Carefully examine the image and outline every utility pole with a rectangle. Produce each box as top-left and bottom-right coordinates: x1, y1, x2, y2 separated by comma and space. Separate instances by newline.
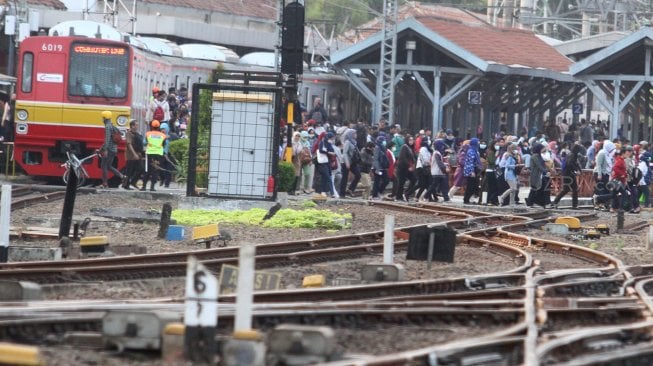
376, 0, 398, 125
84, 0, 138, 35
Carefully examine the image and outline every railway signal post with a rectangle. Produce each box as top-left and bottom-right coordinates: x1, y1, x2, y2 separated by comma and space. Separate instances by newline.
281, 1, 305, 166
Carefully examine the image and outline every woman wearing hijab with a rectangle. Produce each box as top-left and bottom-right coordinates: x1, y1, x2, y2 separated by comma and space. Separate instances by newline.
593, 140, 616, 210
448, 140, 469, 199
315, 131, 335, 197
340, 128, 361, 197
371, 135, 390, 199
462, 138, 482, 204
297, 131, 314, 194
395, 135, 418, 201
526, 143, 549, 208
552, 144, 582, 209
415, 136, 433, 201
498, 144, 519, 206
484, 141, 500, 206
291, 131, 303, 194
428, 139, 450, 202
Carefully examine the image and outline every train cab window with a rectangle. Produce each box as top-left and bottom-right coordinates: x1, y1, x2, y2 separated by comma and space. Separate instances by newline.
68, 42, 129, 98
21, 53, 33, 93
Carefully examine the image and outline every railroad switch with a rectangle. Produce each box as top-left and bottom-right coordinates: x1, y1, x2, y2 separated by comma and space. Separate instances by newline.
0, 280, 42, 301
361, 263, 405, 282
267, 324, 336, 365
102, 310, 181, 352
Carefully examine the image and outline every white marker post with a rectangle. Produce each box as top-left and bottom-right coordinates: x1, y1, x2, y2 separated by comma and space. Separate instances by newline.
184, 255, 218, 363
383, 215, 395, 264
0, 185, 11, 263
235, 244, 256, 332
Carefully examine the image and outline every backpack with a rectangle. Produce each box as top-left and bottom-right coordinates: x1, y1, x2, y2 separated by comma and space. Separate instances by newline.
111, 126, 122, 144
299, 147, 312, 165
153, 104, 165, 121
131, 132, 144, 154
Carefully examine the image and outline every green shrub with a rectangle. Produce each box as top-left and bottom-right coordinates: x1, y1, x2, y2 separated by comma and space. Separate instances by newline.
277, 161, 296, 192
168, 139, 189, 182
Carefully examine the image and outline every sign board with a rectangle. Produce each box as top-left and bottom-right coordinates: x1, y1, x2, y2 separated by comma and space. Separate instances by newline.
468, 91, 482, 105
184, 256, 218, 327
572, 103, 583, 115
219, 264, 281, 294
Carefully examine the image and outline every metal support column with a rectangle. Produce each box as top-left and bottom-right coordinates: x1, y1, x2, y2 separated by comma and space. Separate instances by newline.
376, 0, 398, 125
432, 68, 442, 133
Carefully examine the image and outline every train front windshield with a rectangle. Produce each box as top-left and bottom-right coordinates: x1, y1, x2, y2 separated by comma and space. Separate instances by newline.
68, 42, 129, 99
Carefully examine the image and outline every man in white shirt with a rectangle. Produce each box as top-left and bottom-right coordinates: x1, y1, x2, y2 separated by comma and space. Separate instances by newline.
146, 90, 170, 123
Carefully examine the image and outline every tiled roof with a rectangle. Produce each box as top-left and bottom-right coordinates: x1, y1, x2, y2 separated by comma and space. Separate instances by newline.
0, 0, 66, 10
340, 2, 571, 73
341, 2, 486, 43
142, 0, 276, 20
416, 16, 572, 72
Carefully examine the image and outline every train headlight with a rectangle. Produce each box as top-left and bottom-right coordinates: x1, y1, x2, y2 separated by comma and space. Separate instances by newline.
116, 115, 128, 126
16, 110, 28, 121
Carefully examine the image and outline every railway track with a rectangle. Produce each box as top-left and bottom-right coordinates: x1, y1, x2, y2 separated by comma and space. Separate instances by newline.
1, 197, 651, 364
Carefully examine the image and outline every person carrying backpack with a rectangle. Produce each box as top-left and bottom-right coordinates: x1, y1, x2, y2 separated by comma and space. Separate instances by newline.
147, 90, 170, 123
123, 119, 144, 190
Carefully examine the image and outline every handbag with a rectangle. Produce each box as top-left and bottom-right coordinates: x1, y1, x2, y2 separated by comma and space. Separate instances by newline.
328, 154, 338, 170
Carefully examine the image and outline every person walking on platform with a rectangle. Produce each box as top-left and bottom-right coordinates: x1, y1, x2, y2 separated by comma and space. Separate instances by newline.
123, 120, 144, 190
552, 144, 582, 209
498, 144, 519, 206
141, 120, 166, 192
99, 111, 126, 188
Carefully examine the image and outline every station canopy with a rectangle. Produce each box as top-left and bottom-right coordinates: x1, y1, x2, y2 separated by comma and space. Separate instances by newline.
330, 3, 576, 132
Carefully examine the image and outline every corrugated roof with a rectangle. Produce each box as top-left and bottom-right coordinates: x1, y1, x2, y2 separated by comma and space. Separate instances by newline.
141, 0, 276, 20
416, 16, 572, 72
0, 0, 66, 10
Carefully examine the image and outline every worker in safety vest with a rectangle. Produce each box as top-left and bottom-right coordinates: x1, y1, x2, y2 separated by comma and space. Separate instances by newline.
141, 119, 167, 192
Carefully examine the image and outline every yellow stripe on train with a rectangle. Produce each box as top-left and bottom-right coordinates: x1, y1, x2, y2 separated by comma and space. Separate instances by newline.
15, 101, 130, 126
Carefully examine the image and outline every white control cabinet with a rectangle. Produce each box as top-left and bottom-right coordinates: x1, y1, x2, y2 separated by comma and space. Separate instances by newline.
208, 92, 275, 198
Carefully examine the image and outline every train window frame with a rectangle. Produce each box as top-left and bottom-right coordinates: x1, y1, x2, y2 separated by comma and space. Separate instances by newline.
21, 52, 34, 93
67, 42, 129, 99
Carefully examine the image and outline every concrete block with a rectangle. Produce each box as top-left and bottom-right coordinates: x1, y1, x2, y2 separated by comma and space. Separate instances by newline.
268, 324, 335, 365
302, 275, 325, 288
0, 281, 42, 301
554, 217, 580, 229
103, 310, 181, 351
8, 247, 62, 262
543, 223, 570, 235
361, 263, 405, 282
162, 323, 185, 365
166, 225, 185, 241
222, 338, 266, 366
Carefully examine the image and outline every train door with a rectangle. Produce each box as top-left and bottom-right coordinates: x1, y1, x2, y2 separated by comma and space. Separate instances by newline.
34, 52, 65, 124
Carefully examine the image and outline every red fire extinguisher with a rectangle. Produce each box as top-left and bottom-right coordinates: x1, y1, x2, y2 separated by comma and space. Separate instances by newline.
266, 175, 275, 197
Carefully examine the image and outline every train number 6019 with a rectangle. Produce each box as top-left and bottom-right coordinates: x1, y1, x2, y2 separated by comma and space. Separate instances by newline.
41, 43, 63, 52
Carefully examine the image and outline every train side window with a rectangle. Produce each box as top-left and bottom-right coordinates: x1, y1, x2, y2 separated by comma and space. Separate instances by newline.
21, 52, 33, 93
